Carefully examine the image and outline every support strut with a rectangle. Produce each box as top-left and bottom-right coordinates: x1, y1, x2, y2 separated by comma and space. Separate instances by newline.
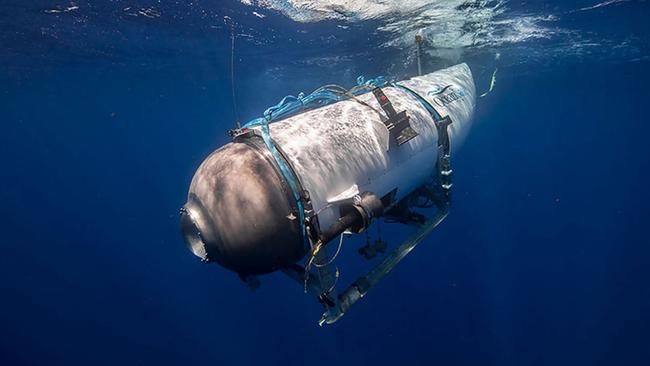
319, 207, 448, 325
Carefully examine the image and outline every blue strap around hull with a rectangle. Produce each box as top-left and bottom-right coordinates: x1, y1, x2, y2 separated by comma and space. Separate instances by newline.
244, 117, 308, 248
242, 76, 388, 250
392, 83, 443, 121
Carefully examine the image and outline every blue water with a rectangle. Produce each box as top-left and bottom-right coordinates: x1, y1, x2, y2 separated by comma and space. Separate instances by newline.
2, 1, 649, 365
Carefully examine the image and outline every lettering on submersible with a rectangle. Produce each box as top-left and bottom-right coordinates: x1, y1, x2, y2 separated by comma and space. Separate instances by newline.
427, 86, 466, 107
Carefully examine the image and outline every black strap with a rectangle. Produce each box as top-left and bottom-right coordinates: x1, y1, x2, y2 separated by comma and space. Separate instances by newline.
393, 84, 453, 205
435, 116, 453, 205
372, 87, 398, 118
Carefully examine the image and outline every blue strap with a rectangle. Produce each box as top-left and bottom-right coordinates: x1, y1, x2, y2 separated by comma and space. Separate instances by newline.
250, 76, 388, 124
393, 84, 443, 121
393, 83, 453, 205
242, 76, 389, 249
244, 117, 308, 248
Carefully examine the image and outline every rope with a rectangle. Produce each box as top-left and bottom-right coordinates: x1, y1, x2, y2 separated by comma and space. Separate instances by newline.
302, 237, 342, 294
325, 88, 385, 118
230, 24, 240, 128
313, 234, 344, 268
245, 76, 388, 127
303, 239, 322, 293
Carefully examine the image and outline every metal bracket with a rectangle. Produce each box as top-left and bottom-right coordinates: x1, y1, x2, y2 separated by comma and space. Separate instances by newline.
228, 127, 254, 139
372, 87, 419, 146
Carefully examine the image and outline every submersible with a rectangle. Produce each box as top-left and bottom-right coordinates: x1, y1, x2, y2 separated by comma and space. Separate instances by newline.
181, 63, 476, 324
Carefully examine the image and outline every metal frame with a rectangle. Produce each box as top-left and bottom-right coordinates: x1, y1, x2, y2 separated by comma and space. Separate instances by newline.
282, 204, 448, 325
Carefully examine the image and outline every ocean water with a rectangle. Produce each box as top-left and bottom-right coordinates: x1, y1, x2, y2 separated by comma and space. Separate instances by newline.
1, 1, 649, 365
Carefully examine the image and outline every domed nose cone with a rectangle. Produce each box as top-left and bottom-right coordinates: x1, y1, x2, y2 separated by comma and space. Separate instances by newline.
181, 141, 305, 275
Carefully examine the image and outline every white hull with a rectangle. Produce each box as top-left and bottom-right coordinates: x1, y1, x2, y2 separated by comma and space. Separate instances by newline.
266, 63, 476, 230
